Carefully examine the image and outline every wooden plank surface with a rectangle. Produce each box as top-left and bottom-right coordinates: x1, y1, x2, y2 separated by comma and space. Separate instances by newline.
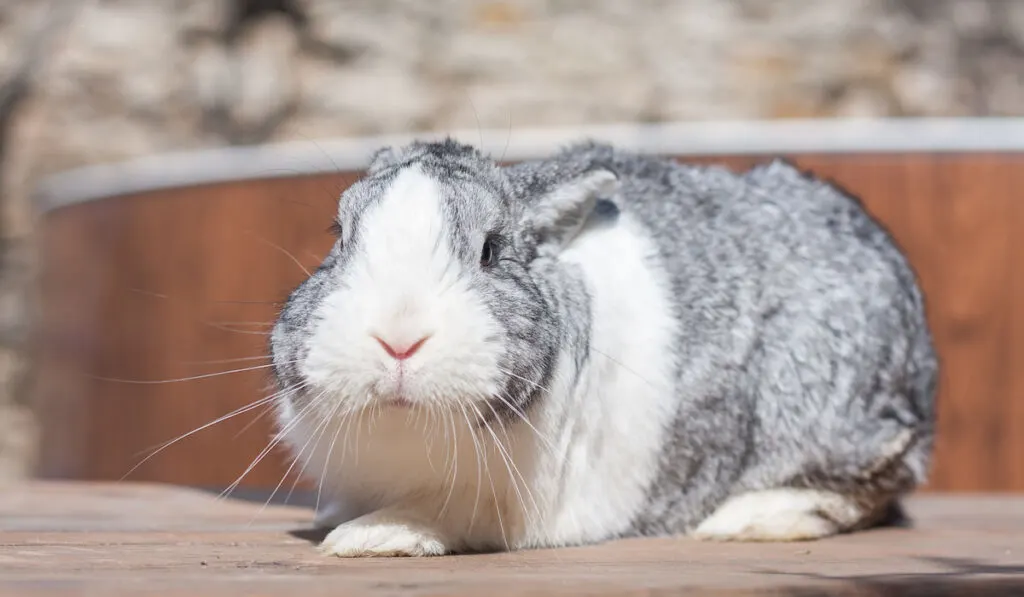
1, 482, 1022, 597
33, 153, 1024, 490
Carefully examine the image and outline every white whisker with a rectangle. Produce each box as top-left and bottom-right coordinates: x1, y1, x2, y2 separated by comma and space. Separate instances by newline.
315, 400, 351, 516
180, 355, 272, 366
94, 361, 291, 385
491, 388, 562, 463
205, 321, 271, 336
591, 346, 660, 390
219, 389, 325, 501
121, 393, 279, 481
497, 366, 552, 395
245, 230, 313, 277
457, 402, 486, 538
210, 321, 275, 328
251, 391, 340, 525
436, 407, 460, 522
478, 399, 542, 530
467, 402, 509, 551
230, 398, 280, 440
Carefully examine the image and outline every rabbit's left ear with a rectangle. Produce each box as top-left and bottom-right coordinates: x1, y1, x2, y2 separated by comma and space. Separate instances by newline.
521, 168, 619, 251
366, 146, 405, 175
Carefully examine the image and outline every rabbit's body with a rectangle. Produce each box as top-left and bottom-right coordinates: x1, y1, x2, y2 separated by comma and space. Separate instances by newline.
270, 141, 937, 557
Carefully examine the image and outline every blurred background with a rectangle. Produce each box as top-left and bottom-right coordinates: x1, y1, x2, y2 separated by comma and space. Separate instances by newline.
2, 0, 1023, 485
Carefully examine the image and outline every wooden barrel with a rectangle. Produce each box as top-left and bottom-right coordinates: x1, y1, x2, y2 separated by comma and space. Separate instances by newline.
32, 119, 1024, 492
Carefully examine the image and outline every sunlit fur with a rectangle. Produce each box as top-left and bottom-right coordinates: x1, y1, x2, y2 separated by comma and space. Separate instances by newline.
303, 166, 504, 414
269, 139, 937, 556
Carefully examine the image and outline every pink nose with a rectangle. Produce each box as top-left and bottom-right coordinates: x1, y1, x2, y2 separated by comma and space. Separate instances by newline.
374, 335, 429, 361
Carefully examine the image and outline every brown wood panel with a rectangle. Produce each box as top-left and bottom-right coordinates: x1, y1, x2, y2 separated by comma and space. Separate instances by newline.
32, 153, 1024, 492
36, 176, 349, 488
1009, 165, 1024, 491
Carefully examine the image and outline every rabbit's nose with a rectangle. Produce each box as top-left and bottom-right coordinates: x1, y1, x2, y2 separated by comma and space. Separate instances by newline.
373, 335, 430, 361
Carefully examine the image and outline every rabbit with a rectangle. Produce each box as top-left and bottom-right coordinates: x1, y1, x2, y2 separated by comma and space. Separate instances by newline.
268, 138, 938, 557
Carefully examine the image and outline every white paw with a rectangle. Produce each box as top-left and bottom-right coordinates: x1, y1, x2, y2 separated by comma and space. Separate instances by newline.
319, 510, 447, 557
693, 509, 837, 542
692, 489, 862, 542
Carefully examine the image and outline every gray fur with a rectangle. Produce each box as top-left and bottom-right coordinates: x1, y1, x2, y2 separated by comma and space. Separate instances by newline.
272, 139, 578, 425
270, 138, 937, 540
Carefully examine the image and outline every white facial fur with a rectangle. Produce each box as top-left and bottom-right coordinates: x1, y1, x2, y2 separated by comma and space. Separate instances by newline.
301, 165, 504, 413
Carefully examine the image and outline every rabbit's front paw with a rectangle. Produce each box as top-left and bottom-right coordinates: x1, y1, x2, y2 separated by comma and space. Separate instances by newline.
693, 488, 865, 542
320, 509, 448, 557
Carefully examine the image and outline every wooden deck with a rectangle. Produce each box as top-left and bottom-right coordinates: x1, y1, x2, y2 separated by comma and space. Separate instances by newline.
1, 482, 1022, 596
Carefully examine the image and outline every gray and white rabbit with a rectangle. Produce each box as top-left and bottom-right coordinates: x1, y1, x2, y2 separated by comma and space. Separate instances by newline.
269, 139, 937, 557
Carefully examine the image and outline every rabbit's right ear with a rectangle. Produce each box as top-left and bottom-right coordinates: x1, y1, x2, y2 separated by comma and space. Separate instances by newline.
521, 168, 619, 252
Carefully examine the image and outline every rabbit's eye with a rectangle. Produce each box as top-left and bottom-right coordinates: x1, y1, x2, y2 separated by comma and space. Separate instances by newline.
480, 238, 496, 267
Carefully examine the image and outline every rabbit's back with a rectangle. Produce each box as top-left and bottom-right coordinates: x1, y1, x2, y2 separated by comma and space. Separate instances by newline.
545, 145, 938, 536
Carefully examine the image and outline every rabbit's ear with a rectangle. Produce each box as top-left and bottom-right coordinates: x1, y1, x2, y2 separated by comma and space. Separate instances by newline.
522, 168, 619, 251
366, 146, 405, 174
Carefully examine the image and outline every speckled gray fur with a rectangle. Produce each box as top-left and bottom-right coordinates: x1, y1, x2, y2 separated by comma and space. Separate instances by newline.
270, 138, 938, 540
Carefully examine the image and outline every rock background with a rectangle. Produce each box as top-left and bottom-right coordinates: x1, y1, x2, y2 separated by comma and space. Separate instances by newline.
1, 0, 1022, 480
